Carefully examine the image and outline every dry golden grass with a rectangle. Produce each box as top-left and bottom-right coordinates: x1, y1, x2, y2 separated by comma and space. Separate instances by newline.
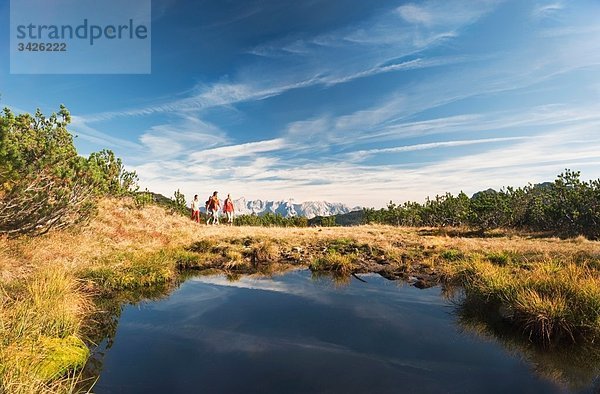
0, 198, 201, 283
3, 197, 600, 285
444, 254, 600, 345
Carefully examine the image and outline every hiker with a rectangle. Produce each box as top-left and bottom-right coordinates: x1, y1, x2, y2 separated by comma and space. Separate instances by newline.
206, 191, 220, 225
223, 194, 235, 225
205, 194, 213, 221
191, 194, 201, 223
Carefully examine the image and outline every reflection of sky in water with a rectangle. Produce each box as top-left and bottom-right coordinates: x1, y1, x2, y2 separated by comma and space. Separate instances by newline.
95, 270, 566, 393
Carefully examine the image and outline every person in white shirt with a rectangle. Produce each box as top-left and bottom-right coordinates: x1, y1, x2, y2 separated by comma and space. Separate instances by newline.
191, 195, 201, 223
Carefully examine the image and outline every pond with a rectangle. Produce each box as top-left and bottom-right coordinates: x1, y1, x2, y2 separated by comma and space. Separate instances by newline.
89, 270, 600, 393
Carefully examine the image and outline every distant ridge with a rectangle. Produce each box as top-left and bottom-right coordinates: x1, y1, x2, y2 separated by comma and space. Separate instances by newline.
229, 198, 360, 219
308, 210, 365, 226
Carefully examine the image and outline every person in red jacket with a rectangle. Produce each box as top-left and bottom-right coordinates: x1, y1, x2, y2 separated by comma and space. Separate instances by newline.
223, 194, 235, 226
206, 191, 220, 225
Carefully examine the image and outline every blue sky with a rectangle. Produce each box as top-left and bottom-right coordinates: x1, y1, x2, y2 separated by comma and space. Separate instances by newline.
1, 0, 600, 207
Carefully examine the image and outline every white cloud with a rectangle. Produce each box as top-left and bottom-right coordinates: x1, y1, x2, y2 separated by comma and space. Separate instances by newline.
396, 0, 501, 27
188, 138, 287, 162
533, 2, 564, 18
321, 56, 465, 87
396, 4, 433, 26
139, 134, 184, 157
347, 136, 532, 161
138, 115, 228, 158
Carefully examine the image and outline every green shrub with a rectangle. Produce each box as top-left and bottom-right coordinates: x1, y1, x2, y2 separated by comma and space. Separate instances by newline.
134, 189, 154, 207
0, 106, 138, 236
362, 170, 600, 239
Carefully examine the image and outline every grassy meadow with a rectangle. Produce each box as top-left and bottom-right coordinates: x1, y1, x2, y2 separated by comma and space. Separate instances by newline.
1, 197, 600, 392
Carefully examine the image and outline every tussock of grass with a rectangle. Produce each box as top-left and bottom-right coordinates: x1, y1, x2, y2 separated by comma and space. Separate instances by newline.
445, 256, 600, 345
440, 249, 464, 261
187, 239, 214, 253
310, 252, 359, 275
514, 289, 573, 343
224, 249, 243, 262
378, 246, 401, 264
249, 240, 279, 264
222, 250, 251, 271
173, 250, 203, 269
0, 268, 91, 393
485, 251, 516, 266
81, 250, 178, 291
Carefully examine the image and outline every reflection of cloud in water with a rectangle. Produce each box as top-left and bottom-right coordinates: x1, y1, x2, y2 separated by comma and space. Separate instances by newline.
151, 283, 228, 307
120, 272, 457, 365
196, 328, 441, 372
190, 271, 447, 305
122, 272, 453, 343
126, 284, 230, 325
190, 271, 338, 306
190, 275, 296, 294
188, 272, 453, 336
349, 301, 456, 341
123, 321, 438, 373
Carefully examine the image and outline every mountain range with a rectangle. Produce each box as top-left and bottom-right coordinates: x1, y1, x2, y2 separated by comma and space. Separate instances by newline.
205, 197, 361, 219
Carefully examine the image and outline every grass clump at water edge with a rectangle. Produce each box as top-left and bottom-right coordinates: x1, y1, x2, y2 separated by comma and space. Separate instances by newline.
310, 252, 359, 275
443, 256, 600, 345
0, 267, 91, 393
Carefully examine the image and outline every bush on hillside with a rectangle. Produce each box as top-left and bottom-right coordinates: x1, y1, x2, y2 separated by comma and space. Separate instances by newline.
0, 106, 138, 236
234, 213, 308, 227
362, 170, 600, 239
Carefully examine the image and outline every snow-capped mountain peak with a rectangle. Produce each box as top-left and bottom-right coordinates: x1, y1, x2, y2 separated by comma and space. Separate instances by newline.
232, 198, 358, 219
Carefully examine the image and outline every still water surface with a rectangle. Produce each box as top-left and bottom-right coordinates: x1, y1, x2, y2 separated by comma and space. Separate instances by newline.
93, 270, 599, 393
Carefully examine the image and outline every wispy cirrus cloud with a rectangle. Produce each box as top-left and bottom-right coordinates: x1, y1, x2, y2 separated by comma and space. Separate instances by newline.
533, 1, 564, 18
78, 55, 469, 124
346, 136, 532, 161
395, 1, 500, 28
188, 138, 287, 162
139, 115, 229, 158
